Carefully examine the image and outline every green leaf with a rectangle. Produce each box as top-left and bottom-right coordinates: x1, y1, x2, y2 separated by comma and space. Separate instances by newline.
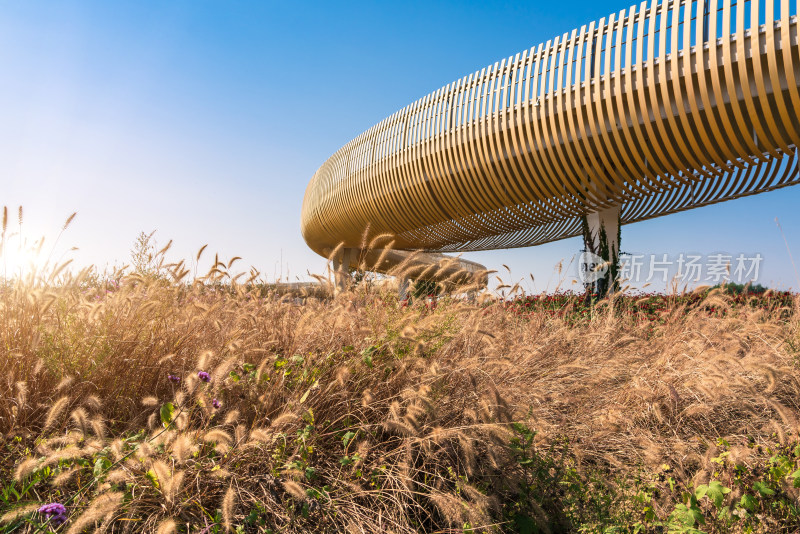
303, 408, 315, 424
511, 422, 535, 443
145, 468, 159, 488
753, 481, 775, 496
342, 431, 356, 450
229, 371, 241, 382
670, 503, 704, 527
791, 469, 800, 488
245, 508, 259, 525
706, 480, 731, 508
694, 484, 708, 500
160, 402, 175, 429
643, 505, 655, 522
93, 457, 112, 479
513, 514, 536, 534
710, 451, 730, 465
739, 493, 756, 511
299, 389, 310, 404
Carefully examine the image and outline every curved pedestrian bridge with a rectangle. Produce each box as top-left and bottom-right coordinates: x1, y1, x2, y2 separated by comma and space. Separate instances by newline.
302, 0, 800, 279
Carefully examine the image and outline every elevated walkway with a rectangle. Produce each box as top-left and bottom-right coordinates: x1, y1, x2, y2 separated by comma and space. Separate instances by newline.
302, 0, 800, 278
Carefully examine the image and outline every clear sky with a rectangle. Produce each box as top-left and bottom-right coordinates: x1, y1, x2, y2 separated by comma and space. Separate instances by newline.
2, 1, 799, 292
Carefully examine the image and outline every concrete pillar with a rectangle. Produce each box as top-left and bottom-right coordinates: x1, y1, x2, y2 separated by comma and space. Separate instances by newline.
397, 277, 410, 300
583, 205, 621, 297
332, 247, 359, 292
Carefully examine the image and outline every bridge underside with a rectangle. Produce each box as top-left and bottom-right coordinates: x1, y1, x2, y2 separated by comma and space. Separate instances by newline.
398, 26, 800, 253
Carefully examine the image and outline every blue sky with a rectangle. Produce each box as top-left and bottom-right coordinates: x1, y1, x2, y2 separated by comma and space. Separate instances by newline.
2, 1, 799, 291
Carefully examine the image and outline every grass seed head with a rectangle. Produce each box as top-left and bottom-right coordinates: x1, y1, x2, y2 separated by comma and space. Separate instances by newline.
203, 429, 233, 445
283, 480, 306, 500
141, 396, 158, 407
43, 396, 70, 433
222, 484, 236, 532
13, 458, 39, 482
155, 519, 177, 534
0, 503, 41, 524
171, 434, 195, 465
52, 466, 81, 487
65, 492, 123, 534
55, 376, 74, 392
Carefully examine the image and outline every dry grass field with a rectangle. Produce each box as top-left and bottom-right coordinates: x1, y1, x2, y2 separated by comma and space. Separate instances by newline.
1, 237, 800, 533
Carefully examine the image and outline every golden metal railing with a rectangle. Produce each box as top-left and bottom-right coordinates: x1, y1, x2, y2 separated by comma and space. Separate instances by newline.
302, 0, 800, 261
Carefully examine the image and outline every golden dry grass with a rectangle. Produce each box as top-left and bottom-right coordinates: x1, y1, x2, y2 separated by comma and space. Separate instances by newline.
0, 252, 799, 532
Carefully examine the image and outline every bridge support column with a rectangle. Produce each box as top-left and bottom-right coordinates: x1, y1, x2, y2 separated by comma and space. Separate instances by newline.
398, 277, 410, 301
332, 247, 359, 292
582, 205, 621, 297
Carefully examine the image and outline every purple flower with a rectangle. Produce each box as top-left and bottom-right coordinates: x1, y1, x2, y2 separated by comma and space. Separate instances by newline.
167, 374, 181, 383
38, 503, 67, 525
198, 371, 211, 383
212, 398, 221, 409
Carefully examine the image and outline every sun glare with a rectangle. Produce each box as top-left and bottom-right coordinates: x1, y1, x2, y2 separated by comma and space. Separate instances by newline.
1, 238, 47, 279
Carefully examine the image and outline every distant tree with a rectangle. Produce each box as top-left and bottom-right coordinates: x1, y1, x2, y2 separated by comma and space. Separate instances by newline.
348, 265, 366, 286
130, 230, 159, 277
713, 281, 769, 294
412, 278, 440, 299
